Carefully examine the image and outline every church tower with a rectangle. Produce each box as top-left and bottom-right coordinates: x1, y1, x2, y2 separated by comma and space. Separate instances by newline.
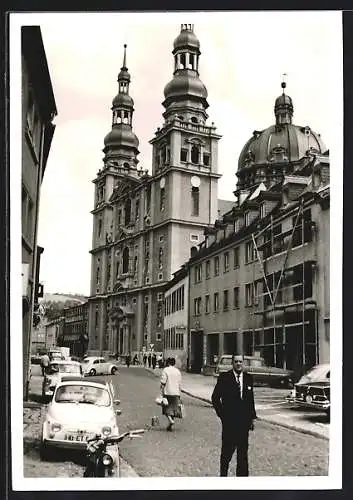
88, 46, 142, 354
150, 24, 222, 274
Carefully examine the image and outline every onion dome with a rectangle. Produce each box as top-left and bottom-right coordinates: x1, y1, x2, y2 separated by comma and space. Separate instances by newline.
112, 92, 134, 107
164, 74, 208, 101
104, 125, 139, 150
173, 24, 200, 51
162, 24, 209, 111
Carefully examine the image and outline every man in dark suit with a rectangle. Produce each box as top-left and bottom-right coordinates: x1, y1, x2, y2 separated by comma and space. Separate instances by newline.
211, 353, 257, 476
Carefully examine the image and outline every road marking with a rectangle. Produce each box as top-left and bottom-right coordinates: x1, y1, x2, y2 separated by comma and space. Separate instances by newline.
256, 402, 288, 409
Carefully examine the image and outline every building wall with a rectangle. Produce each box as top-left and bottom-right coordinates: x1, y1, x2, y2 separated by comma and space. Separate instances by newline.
163, 274, 188, 369
188, 189, 329, 375
21, 27, 57, 399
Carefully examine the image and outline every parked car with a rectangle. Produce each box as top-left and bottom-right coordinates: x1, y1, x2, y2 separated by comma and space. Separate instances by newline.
40, 376, 121, 460
42, 360, 83, 399
81, 356, 119, 376
214, 355, 294, 388
286, 363, 330, 414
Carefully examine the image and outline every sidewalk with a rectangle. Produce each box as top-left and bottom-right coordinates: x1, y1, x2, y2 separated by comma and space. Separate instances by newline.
145, 366, 329, 441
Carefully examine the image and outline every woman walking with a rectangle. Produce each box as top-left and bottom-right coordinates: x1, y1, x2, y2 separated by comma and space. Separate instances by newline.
160, 358, 182, 431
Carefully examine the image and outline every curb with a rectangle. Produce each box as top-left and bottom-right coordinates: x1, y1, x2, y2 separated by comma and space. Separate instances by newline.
145, 368, 329, 441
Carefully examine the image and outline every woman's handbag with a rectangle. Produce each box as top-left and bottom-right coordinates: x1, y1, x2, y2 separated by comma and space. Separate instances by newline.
175, 402, 185, 419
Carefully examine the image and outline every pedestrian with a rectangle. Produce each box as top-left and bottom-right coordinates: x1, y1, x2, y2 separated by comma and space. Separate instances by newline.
152, 352, 157, 370
40, 352, 50, 377
160, 357, 182, 431
143, 353, 147, 367
133, 354, 139, 365
157, 353, 163, 368
211, 353, 257, 477
148, 353, 152, 368
126, 352, 131, 368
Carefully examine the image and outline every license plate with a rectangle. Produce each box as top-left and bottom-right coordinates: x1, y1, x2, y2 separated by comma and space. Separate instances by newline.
65, 434, 88, 442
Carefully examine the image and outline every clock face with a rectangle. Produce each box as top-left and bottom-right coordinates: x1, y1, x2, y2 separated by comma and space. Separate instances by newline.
191, 175, 200, 188
160, 177, 166, 188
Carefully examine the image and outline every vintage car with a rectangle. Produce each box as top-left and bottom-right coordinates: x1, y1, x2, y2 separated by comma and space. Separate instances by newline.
42, 360, 83, 399
286, 363, 330, 414
40, 376, 121, 460
81, 356, 119, 376
214, 355, 294, 388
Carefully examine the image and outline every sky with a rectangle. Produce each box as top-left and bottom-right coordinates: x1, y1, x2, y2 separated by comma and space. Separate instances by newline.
13, 11, 343, 296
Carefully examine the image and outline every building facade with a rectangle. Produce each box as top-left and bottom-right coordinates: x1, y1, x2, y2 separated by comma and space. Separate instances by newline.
21, 26, 57, 398
45, 316, 65, 350
59, 302, 89, 357
188, 83, 330, 377
163, 267, 188, 369
88, 25, 230, 356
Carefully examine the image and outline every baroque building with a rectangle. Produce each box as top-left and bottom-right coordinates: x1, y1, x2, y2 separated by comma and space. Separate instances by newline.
88, 25, 230, 356
187, 81, 329, 377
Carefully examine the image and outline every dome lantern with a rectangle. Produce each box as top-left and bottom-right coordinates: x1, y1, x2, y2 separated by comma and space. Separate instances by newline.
274, 75, 293, 125
162, 24, 209, 116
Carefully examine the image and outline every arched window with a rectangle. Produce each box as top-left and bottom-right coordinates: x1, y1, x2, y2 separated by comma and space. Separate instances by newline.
190, 246, 198, 257
123, 162, 130, 170
191, 145, 199, 164
125, 199, 131, 225
180, 53, 186, 69
191, 117, 198, 124
189, 54, 195, 69
122, 247, 129, 274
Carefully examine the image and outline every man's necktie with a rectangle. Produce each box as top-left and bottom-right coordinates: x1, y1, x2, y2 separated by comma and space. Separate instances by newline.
236, 374, 241, 399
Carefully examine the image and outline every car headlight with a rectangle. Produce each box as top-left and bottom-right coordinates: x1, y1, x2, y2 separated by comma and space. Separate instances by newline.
101, 453, 113, 466
102, 426, 111, 436
51, 422, 62, 433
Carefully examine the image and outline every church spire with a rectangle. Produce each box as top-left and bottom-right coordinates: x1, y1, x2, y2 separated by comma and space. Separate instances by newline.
103, 44, 139, 164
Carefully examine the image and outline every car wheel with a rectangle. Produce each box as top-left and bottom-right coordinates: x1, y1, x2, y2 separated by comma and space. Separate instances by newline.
89, 369, 96, 376
40, 441, 52, 461
111, 367, 117, 375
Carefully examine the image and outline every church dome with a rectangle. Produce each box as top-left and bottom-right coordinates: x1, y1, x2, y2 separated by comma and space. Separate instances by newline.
173, 29, 200, 51
163, 73, 208, 102
237, 123, 326, 171
112, 93, 134, 107
104, 124, 139, 149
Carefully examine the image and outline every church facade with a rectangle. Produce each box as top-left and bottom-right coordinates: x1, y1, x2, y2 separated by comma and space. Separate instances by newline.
88, 25, 229, 356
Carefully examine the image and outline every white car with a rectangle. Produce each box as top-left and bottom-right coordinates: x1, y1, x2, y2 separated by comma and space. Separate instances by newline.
40, 377, 121, 460
42, 360, 83, 399
81, 356, 119, 376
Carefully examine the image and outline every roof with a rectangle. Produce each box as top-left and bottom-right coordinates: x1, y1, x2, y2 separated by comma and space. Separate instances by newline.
59, 376, 110, 387
49, 359, 80, 365
218, 199, 234, 216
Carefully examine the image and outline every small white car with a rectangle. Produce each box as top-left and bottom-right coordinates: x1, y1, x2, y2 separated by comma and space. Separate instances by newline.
81, 356, 119, 376
42, 360, 83, 399
40, 377, 120, 460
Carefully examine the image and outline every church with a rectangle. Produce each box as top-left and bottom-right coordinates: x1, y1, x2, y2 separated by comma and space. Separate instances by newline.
87, 24, 232, 356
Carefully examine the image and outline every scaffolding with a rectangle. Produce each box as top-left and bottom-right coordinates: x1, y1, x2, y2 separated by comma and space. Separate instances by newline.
249, 199, 318, 371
